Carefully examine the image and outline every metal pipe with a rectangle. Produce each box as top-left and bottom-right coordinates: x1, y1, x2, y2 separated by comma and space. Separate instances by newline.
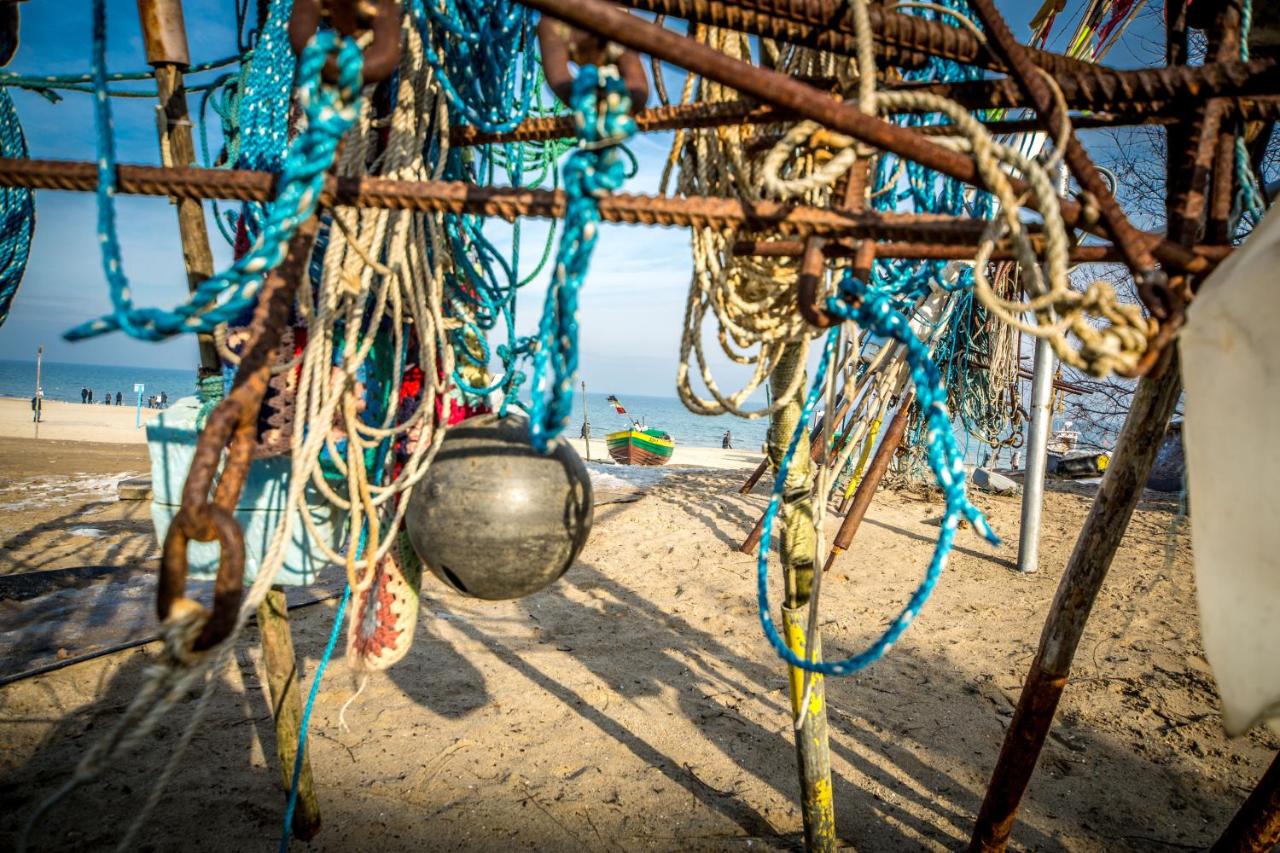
1015, 164, 1067, 574
968, 350, 1184, 852
1015, 335, 1054, 574
1211, 751, 1280, 852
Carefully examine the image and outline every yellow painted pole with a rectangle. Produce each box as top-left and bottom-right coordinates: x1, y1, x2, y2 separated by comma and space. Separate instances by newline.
769, 342, 837, 852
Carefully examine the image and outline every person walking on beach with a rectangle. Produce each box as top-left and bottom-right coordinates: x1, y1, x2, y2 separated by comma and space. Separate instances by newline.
722, 430, 733, 450
115, 391, 122, 406
102, 390, 111, 405
80, 387, 88, 404
31, 392, 42, 422
160, 391, 167, 408
86, 388, 92, 404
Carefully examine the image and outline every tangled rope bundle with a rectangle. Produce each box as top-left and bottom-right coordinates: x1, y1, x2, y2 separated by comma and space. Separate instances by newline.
669, 30, 841, 420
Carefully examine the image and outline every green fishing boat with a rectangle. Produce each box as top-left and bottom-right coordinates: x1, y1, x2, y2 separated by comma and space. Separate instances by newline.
606, 426, 675, 466
603, 394, 675, 466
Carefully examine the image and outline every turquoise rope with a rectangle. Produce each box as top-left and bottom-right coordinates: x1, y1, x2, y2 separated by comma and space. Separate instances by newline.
1231, 0, 1268, 234
66, 8, 362, 342
527, 65, 635, 453
755, 274, 999, 676
0, 86, 32, 328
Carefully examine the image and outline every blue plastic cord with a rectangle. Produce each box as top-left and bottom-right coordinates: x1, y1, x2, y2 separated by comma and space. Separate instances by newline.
526, 66, 636, 453
406, 0, 537, 134
755, 274, 999, 676
67, 4, 361, 343
0, 87, 33, 328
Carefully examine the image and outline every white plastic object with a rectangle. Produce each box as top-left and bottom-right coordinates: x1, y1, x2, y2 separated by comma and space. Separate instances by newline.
1181, 206, 1280, 737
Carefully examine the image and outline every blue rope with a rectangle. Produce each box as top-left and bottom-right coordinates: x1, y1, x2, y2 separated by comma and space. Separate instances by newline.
1231, 0, 1268, 235
407, 0, 537, 134
66, 7, 362, 343
527, 65, 635, 453
0, 86, 33, 328
755, 275, 999, 676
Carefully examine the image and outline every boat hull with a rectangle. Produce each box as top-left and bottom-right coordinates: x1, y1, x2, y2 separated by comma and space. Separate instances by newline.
606, 428, 674, 466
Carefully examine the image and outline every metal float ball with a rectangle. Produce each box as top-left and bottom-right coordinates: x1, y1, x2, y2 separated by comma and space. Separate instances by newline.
405, 413, 594, 600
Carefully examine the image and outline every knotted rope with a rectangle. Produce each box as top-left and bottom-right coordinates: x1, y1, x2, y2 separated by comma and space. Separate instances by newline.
528, 64, 635, 452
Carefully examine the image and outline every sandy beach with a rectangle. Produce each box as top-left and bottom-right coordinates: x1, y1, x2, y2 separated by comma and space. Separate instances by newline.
0, 409, 1276, 851
0, 397, 761, 469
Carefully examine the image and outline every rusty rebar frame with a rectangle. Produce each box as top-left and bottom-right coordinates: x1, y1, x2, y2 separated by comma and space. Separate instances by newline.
451, 59, 1279, 147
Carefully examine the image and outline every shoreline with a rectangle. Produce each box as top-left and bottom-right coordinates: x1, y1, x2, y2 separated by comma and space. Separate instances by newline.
0, 398, 763, 469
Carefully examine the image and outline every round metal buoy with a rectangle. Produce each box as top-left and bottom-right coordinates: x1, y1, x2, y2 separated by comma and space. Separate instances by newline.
405, 413, 593, 600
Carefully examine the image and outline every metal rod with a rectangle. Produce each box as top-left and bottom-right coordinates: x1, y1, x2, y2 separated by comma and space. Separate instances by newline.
1015, 335, 1054, 574
968, 349, 1183, 852
822, 389, 914, 572
1016, 164, 1067, 575
1211, 751, 1280, 853
451, 58, 1278, 147
0, 157, 999, 242
581, 380, 590, 461
515, 0, 1207, 277
616, 0, 1093, 77
32, 344, 41, 438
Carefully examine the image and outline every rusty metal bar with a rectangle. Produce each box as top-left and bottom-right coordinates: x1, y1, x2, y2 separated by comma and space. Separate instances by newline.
616, 0, 1093, 77
516, 0, 1207, 278
1211, 751, 1280, 853
967, 350, 1184, 852
0, 156, 1010, 241
823, 388, 914, 570
736, 238, 1122, 263
451, 60, 1278, 147
733, 238, 1233, 265
966, 0, 1163, 315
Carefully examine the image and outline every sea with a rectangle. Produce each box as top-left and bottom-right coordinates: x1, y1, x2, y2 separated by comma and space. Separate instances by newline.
0, 359, 197, 407
0, 359, 771, 450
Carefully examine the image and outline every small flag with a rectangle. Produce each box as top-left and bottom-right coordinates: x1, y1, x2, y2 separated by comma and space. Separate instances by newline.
607, 395, 627, 415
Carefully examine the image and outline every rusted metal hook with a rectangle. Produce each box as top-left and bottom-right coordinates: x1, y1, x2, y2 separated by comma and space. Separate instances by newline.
288, 0, 402, 84
536, 16, 649, 112
156, 217, 320, 654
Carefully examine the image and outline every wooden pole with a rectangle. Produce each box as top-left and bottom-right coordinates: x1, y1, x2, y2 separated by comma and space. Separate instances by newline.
770, 342, 836, 852
257, 588, 323, 841
137, 0, 221, 377
136, 1, 321, 839
967, 349, 1182, 852
824, 390, 912, 572
1211, 751, 1280, 852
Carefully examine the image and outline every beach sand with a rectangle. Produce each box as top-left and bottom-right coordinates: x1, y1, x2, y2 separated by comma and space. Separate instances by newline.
0, 397, 763, 469
1, 416, 1276, 851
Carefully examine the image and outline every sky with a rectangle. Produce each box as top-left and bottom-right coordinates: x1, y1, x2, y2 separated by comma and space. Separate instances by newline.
0, 1, 1164, 398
